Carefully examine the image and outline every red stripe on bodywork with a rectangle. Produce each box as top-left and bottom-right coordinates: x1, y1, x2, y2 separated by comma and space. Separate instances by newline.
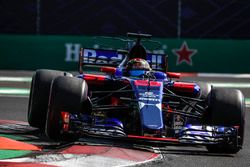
61, 112, 70, 123
61, 111, 70, 132
83, 74, 106, 81
134, 80, 161, 87
173, 82, 195, 93
101, 66, 116, 73
127, 135, 179, 142
167, 72, 181, 78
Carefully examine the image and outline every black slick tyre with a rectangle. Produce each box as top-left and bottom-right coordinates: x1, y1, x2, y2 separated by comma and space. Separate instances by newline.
45, 76, 88, 141
206, 88, 245, 154
28, 69, 72, 129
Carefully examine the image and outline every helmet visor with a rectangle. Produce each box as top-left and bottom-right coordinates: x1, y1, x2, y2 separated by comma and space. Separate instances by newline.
129, 70, 145, 77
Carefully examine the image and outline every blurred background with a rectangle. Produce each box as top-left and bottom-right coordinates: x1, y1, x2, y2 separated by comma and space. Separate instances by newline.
0, 0, 249, 73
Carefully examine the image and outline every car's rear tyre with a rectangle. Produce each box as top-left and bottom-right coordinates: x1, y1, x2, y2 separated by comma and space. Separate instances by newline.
28, 69, 72, 129
45, 76, 88, 141
205, 88, 245, 153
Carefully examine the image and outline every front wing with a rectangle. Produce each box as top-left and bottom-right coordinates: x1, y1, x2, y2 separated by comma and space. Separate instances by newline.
69, 117, 239, 147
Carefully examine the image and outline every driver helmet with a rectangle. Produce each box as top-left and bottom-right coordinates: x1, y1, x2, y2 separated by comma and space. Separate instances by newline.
126, 58, 151, 77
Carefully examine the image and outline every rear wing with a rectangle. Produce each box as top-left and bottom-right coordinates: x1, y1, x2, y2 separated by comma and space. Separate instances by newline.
79, 48, 168, 74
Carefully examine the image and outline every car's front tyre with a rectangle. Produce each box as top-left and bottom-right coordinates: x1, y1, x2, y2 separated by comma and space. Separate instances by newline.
28, 69, 72, 129
45, 76, 88, 141
205, 88, 245, 153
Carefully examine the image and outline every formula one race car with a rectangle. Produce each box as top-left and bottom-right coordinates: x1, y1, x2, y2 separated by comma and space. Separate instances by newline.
28, 33, 245, 154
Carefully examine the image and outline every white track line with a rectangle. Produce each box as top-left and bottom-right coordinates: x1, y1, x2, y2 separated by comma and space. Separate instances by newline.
197, 73, 250, 78
209, 83, 250, 88
0, 77, 31, 82
0, 88, 29, 95
0, 94, 29, 98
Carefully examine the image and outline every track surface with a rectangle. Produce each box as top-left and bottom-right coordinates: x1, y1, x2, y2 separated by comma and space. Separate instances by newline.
0, 71, 249, 167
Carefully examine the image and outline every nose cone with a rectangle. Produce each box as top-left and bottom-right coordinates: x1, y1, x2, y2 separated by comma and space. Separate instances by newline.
140, 103, 163, 130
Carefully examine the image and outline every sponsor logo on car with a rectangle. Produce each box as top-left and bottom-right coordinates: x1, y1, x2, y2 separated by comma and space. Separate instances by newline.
139, 97, 161, 102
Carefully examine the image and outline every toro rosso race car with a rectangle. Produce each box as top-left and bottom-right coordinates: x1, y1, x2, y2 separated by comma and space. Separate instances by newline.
28, 33, 245, 154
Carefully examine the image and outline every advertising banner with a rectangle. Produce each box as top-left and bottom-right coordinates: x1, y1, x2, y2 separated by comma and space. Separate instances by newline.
0, 35, 249, 73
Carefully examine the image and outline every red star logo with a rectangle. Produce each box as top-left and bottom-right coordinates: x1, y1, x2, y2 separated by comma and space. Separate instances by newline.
172, 41, 197, 65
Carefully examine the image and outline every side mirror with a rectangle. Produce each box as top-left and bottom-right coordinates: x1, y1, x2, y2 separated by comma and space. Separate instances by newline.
167, 72, 181, 79
101, 67, 116, 74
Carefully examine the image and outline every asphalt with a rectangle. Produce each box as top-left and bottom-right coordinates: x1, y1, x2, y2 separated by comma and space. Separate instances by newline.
0, 71, 249, 167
